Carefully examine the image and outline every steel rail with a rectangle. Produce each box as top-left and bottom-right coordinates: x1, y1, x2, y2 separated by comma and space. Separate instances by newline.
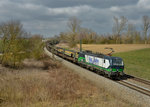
116, 80, 150, 97
125, 74, 150, 86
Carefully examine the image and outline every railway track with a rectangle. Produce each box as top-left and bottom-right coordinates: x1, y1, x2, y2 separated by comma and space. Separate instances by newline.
125, 74, 150, 86
116, 80, 150, 97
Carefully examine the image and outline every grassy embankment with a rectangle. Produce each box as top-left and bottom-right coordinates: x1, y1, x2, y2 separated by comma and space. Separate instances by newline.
114, 48, 150, 80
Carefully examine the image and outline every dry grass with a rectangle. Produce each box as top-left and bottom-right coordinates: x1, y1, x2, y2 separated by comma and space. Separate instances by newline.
78, 44, 150, 54
0, 57, 134, 107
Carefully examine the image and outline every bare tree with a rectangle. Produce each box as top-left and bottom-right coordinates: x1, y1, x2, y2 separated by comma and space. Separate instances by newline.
124, 23, 136, 43
142, 15, 150, 44
67, 16, 81, 33
79, 28, 97, 44
112, 16, 128, 43
67, 17, 81, 47
127, 23, 136, 35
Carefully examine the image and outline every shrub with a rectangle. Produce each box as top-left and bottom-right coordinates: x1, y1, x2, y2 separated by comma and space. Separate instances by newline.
0, 20, 44, 68
28, 35, 45, 60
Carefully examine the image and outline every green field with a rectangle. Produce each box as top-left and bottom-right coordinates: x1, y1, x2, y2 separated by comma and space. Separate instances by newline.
114, 48, 150, 80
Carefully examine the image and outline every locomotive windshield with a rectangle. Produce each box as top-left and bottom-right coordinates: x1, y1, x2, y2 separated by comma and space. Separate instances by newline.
112, 58, 123, 66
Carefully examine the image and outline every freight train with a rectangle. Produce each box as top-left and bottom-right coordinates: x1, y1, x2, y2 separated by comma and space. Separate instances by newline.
46, 41, 124, 77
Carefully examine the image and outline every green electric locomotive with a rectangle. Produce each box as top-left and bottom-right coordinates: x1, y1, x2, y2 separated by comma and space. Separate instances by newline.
77, 51, 124, 77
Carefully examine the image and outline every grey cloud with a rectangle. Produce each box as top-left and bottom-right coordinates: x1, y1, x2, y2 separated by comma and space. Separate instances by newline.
0, 0, 149, 37
5, 0, 138, 8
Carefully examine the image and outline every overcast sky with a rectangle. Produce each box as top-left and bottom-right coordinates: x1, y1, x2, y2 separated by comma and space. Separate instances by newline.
0, 0, 149, 37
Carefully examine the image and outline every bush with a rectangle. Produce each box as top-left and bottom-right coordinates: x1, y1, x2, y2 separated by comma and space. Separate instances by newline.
0, 20, 44, 68
0, 21, 28, 68
28, 35, 45, 60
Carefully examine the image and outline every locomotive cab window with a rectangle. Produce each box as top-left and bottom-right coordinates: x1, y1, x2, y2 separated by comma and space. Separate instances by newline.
112, 58, 123, 66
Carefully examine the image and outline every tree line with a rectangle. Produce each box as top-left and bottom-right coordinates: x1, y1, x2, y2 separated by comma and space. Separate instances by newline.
57, 16, 150, 47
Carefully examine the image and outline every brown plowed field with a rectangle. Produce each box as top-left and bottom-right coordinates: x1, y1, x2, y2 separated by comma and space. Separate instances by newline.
78, 44, 150, 54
